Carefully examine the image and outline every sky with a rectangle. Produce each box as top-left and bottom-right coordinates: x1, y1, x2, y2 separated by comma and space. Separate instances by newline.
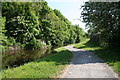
46, 0, 89, 32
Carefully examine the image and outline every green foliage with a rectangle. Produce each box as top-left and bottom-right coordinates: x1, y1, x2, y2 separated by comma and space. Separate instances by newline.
81, 2, 120, 47
0, 17, 8, 52
24, 38, 42, 50
7, 37, 16, 46
2, 2, 86, 51
0, 17, 7, 45
53, 9, 71, 24
40, 2, 52, 16
2, 47, 73, 78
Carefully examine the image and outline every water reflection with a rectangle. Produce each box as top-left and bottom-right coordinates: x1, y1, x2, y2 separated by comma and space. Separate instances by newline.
2, 46, 51, 68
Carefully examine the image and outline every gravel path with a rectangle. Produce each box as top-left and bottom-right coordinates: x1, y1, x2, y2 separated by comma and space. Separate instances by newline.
60, 45, 119, 78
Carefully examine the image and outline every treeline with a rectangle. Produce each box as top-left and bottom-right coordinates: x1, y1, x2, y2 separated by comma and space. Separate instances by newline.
1, 1, 86, 52
81, 2, 120, 47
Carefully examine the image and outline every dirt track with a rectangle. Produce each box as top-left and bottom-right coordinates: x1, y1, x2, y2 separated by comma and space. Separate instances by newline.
60, 45, 118, 78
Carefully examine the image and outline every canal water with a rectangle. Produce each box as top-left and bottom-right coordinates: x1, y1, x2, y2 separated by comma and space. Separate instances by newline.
2, 46, 51, 69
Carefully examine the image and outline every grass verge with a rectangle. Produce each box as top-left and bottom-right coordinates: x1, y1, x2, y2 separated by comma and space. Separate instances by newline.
2, 47, 73, 78
74, 39, 120, 76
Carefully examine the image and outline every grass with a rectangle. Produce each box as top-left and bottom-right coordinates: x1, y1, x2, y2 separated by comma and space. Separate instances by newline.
74, 39, 120, 76
74, 39, 102, 51
2, 47, 73, 78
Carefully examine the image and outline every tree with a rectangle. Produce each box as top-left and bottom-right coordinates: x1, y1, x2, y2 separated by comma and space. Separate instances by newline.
81, 2, 120, 47
2, 2, 86, 50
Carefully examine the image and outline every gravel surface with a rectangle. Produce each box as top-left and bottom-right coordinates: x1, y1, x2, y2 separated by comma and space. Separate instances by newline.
60, 45, 119, 78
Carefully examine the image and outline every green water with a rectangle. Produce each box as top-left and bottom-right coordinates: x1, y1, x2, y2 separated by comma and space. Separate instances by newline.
2, 46, 51, 68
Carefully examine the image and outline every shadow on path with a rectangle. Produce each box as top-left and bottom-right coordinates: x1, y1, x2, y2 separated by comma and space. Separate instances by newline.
60, 45, 119, 78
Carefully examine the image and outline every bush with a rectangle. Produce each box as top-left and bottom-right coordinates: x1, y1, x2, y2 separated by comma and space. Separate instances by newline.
24, 38, 43, 50
0, 45, 7, 53
7, 37, 16, 46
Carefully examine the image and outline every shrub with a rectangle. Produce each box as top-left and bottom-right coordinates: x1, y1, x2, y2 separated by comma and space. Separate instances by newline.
24, 38, 43, 50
